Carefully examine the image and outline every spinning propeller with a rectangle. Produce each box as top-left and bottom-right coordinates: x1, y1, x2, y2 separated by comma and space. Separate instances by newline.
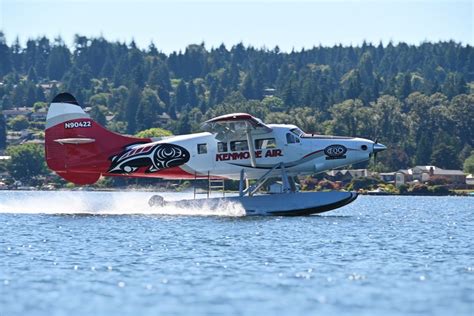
372, 139, 387, 165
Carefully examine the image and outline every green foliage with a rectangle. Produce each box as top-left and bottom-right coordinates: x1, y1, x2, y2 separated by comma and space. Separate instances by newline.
33, 102, 47, 112
346, 177, 381, 191
90, 105, 107, 126
398, 184, 409, 194
409, 184, 430, 195
428, 185, 451, 195
135, 127, 173, 138
464, 151, 474, 174
9, 115, 29, 131
6, 144, 47, 181
0, 35, 472, 173
430, 143, 461, 169
0, 113, 6, 149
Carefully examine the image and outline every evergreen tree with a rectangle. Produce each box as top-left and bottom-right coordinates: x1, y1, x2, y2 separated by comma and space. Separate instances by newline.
0, 32, 12, 77
187, 80, 198, 107
90, 106, 107, 126
175, 80, 188, 112
47, 44, 71, 80
415, 132, 432, 165
431, 143, 461, 169
25, 83, 36, 106
27, 67, 38, 82
0, 113, 6, 149
241, 74, 255, 99
177, 108, 191, 134
125, 85, 141, 134
397, 73, 412, 99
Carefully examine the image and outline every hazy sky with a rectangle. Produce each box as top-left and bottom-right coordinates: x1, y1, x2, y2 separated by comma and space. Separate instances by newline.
0, 0, 472, 52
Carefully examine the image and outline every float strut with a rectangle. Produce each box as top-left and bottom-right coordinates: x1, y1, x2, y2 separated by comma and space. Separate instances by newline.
239, 169, 246, 197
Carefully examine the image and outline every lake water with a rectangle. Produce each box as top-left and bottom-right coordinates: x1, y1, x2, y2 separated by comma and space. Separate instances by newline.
0, 191, 473, 316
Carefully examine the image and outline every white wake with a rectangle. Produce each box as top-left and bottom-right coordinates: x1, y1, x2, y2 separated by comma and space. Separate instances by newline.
0, 191, 245, 217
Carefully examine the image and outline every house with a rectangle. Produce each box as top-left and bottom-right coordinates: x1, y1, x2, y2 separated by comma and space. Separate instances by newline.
2, 107, 33, 119
268, 181, 300, 193
412, 165, 466, 184
324, 170, 354, 183
324, 169, 374, 184
379, 172, 396, 184
395, 169, 411, 187
31, 110, 48, 122
263, 88, 276, 97
465, 174, 474, 186
395, 166, 466, 186
157, 113, 171, 125
38, 80, 61, 92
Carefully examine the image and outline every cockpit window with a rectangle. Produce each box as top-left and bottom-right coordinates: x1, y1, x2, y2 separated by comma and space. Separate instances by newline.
286, 133, 296, 144
255, 138, 277, 149
290, 128, 304, 137
286, 133, 300, 144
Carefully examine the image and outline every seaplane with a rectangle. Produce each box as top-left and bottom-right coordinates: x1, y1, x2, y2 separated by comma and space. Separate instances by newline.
44, 92, 386, 216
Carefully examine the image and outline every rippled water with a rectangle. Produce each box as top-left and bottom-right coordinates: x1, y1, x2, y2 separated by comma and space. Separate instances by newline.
0, 191, 473, 316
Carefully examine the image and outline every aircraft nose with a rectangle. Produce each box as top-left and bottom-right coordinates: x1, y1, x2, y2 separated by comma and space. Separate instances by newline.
373, 142, 387, 153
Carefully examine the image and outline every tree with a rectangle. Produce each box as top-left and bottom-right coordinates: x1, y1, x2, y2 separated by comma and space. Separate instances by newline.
396, 73, 411, 99
177, 108, 191, 134
327, 99, 366, 136
9, 115, 29, 131
6, 144, 48, 181
0, 113, 6, 149
430, 143, 461, 169
47, 44, 71, 80
463, 151, 474, 174
125, 85, 141, 134
90, 105, 107, 126
135, 88, 163, 131
135, 127, 173, 138
175, 80, 188, 112
0, 32, 12, 77
187, 80, 198, 107
241, 74, 255, 99
449, 94, 474, 147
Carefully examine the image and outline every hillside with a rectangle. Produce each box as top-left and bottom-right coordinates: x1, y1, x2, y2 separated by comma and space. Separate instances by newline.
0, 33, 473, 171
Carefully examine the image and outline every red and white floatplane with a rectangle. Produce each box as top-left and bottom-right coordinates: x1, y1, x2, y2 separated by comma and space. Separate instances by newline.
45, 93, 386, 216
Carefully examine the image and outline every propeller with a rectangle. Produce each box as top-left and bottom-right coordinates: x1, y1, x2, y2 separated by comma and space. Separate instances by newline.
372, 139, 387, 167
373, 138, 379, 165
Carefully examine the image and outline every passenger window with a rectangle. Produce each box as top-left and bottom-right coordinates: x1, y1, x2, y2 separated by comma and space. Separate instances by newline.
255, 138, 276, 149
217, 142, 228, 153
286, 133, 296, 144
197, 143, 207, 154
230, 140, 249, 151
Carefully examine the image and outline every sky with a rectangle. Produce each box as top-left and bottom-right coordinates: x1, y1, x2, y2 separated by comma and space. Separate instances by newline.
0, 0, 472, 53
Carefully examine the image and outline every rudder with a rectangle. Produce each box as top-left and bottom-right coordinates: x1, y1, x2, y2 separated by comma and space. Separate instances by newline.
45, 93, 149, 184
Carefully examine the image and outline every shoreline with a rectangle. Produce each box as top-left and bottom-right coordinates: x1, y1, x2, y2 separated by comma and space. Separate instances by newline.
1, 187, 472, 197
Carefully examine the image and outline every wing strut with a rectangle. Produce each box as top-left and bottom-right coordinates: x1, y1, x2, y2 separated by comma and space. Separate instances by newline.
245, 123, 257, 168
240, 162, 294, 197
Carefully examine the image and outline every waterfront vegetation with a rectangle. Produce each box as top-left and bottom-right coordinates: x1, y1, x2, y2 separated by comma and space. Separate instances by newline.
0, 33, 472, 191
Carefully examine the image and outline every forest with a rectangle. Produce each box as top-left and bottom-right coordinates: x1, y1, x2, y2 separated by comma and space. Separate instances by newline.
0, 32, 473, 173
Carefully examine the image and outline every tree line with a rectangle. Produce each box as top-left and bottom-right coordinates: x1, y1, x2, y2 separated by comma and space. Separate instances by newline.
0, 32, 472, 172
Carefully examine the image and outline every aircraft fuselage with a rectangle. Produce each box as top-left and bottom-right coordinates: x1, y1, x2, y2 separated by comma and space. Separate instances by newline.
110, 124, 379, 180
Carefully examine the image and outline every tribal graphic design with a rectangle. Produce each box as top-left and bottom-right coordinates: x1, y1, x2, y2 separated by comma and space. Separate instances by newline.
108, 143, 190, 174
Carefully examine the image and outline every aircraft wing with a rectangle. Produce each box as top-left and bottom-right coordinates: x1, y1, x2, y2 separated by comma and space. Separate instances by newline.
202, 113, 272, 141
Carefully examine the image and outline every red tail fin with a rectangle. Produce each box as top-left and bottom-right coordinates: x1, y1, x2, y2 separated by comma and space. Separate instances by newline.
45, 93, 149, 185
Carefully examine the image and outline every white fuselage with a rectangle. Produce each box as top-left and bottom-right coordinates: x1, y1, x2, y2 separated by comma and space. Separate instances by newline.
148, 124, 376, 180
